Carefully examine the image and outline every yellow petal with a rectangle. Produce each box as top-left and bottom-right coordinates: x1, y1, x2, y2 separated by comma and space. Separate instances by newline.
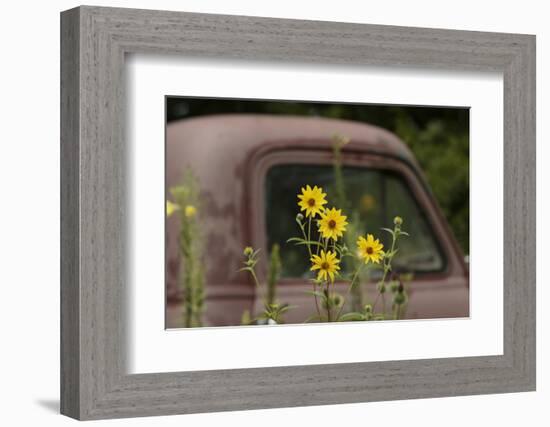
184, 205, 197, 218
166, 200, 179, 217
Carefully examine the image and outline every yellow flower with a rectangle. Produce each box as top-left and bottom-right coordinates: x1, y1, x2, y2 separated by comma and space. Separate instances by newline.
297, 185, 328, 218
185, 205, 197, 218
166, 200, 179, 217
357, 234, 385, 264
318, 207, 348, 240
310, 250, 340, 283
359, 194, 376, 212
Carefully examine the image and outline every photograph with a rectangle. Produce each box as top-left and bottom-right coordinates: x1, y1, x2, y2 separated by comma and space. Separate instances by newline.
49, 2, 537, 422
165, 97, 470, 328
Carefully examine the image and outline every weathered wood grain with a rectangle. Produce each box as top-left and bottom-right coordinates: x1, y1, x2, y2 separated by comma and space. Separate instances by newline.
60, 6, 81, 419
60, 5, 536, 420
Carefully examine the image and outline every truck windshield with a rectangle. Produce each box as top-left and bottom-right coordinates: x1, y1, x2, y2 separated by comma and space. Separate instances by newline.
265, 164, 445, 278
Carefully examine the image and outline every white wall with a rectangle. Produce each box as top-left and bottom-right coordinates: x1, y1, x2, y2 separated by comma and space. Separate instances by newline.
0, 0, 546, 425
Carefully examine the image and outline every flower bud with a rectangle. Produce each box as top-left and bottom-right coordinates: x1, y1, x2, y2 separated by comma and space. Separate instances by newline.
394, 292, 406, 305
296, 213, 304, 222
243, 246, 254, 256
332, 294, 343, 307
394, 216, 403, 226
184, 205, 197, 218
364, 304, 372, 314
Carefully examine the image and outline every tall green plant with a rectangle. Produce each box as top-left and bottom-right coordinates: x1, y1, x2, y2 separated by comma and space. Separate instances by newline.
267, 243, 282, 307
331, 134, 365, 312
331, 134, 350, 213
239, 245, 291, 324
167, 169, 205, 327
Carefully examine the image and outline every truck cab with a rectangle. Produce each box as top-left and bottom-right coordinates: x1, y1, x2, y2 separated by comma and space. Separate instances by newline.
166, 114, 469, 327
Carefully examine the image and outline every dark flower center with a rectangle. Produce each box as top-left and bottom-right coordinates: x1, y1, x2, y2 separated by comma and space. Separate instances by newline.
321, 262, 330, 270
366, 247, 374, 255
328, 219, 336, 229
308, 198, 316, 207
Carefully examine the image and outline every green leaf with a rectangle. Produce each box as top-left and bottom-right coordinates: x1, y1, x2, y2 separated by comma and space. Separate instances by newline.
338, 312, 366, 322
287, 237, 306, 244
251, 248, 261, 258
298, 241, 324, 248
286, 237, 325, 248
304, 290, 328, 301
304, 314, 325, 323
278, 305, 296, 314
381, 227, 395, 236
340, 253, 357, 260
333, 243, 345, 252
385, 249, 398, 258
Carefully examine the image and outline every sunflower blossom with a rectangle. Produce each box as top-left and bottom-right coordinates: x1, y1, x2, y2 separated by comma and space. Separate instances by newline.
357, 234, 385, 264
297, 185, 327, 218
310, 250, 340, 283
318, 207, 348, 240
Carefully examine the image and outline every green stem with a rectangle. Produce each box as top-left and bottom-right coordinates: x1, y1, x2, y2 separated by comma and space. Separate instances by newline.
324, 286, 332, 322
312, 282, 322, 319
335, 263, 364, 321
249, 268, 269, 309
372, 230, 398, 313
308, 216, 312, 247
393, 304, 401, 320
299, 220, 313, 258
372, 291, 381, 312
300, 216, 321, 319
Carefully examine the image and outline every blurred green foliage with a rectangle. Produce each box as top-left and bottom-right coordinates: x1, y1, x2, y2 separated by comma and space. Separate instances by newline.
167, 98, 469, 254
170, 169, 205, 327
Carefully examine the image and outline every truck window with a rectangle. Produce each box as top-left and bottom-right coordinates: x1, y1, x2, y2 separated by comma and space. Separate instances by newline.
265, 164, 445, 278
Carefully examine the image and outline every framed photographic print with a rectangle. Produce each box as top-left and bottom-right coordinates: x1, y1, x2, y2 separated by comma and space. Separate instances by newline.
60, 5, 536, 420
163, 98, 470, 329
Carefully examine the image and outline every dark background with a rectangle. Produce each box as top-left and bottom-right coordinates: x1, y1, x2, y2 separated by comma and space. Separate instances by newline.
166, 98, 469, 254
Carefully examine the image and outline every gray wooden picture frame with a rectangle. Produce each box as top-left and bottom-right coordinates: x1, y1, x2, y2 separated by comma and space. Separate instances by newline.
60, 5, 536, 420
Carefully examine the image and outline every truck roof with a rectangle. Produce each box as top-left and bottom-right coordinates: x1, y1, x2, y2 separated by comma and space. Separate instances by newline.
167, 114, 419, 167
